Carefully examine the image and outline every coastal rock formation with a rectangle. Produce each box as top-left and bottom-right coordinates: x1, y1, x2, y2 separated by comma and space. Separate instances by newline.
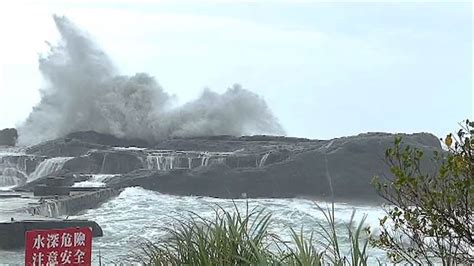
60, 150, 145, 175
0, 128, 18, 146
10, 131, 443, 202
26, 188, 121, 217
66, 131, 149, 148
105, 132, 442, 201
26, 138, 107, 157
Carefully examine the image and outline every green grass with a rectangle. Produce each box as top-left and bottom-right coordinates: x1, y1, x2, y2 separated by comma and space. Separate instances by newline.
127, 201, 372, 266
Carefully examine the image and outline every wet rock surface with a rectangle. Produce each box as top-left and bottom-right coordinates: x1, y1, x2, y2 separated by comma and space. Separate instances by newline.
25, 188, 121, 217
6, 131, 443, 201
67, 131, 441, 202
26, 138, 107, 157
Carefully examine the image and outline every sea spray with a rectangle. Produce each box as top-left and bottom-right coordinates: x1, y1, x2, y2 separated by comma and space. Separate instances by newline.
18, 15, 284, 145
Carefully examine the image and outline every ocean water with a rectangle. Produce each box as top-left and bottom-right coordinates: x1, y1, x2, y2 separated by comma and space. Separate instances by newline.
0, 145, 388, 264
0, 186, 388, 265
81, 187, 387, 264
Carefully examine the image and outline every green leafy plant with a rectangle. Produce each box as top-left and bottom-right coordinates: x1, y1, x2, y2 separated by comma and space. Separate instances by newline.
372, 120, 473, 264
130, 203, 278, 265
311, 203, 370, 266
127, 201, 372, 266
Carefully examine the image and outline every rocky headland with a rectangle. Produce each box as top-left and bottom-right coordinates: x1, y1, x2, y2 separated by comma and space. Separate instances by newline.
2, 130, 443, 202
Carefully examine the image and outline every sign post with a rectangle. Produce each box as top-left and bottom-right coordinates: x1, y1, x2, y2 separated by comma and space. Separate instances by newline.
25, 227, 92, 266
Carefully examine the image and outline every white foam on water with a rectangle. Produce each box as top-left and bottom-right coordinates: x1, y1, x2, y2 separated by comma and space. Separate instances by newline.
112, 147, 146, 151
73, 174, 117, 187
0, 185, 16, 191
71, 187, 387, 264
73, 181, 106, 187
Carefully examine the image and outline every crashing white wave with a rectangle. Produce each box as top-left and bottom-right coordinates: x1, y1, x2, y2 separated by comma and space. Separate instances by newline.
18, 15, 284, 145
72, 174, 118, 187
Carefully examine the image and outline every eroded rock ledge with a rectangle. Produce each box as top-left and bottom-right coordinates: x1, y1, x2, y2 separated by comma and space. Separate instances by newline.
25, 188, 121, 217
8, 131, 442, 202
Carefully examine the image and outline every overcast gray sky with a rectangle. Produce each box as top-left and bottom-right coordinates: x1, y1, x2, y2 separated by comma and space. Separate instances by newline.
0, 1, 472, 139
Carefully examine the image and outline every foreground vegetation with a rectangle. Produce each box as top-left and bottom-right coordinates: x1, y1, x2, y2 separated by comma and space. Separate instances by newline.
372, 120, 473, 264
128, 120, 473, 265
129, 203, 371, 265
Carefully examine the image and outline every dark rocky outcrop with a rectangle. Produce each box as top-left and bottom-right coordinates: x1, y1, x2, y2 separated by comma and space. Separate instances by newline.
153, 135, 316, 152
0, 128, 17, 146
104, 132, 442, 202
87, 150, 145, 174
61, 156, 101, 174
33, 185, 70, 196
25, 188, 121, 217
14, 176, 75, 192
60, 150, 145, 175
66, 130, 149, 147
14, 130, 442, 202
26, 138, 108, 157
